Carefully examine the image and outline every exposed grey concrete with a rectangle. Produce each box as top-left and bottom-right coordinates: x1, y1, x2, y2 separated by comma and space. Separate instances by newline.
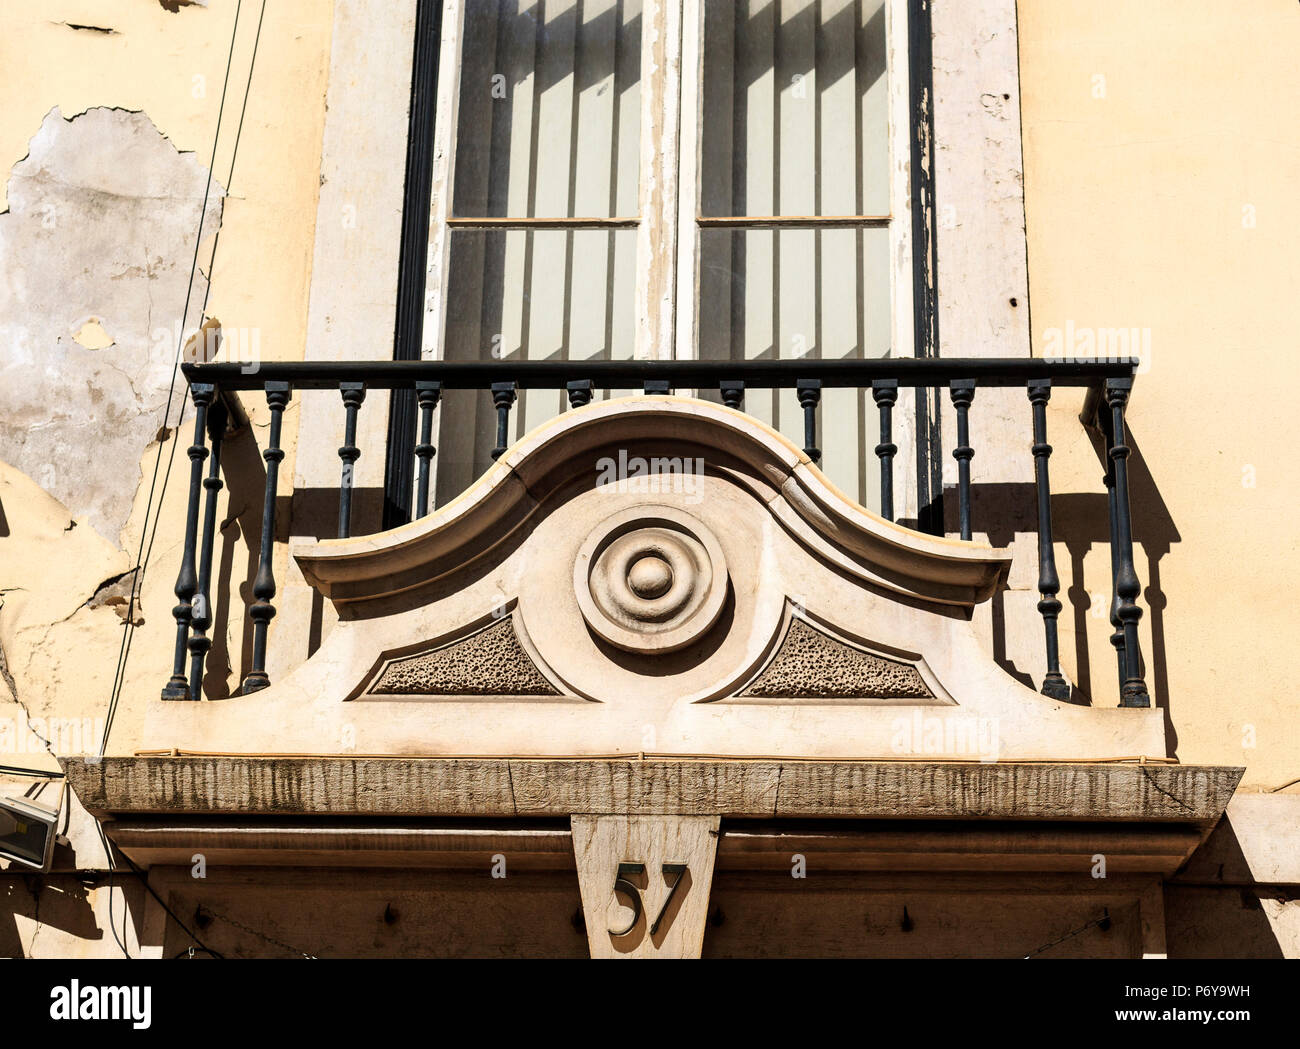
0, 106, 223, 542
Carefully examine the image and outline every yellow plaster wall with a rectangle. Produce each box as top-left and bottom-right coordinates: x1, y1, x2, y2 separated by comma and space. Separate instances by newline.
0, 0, 1294, 832
0, 0, 331, 763
1018, 0, 1300, 788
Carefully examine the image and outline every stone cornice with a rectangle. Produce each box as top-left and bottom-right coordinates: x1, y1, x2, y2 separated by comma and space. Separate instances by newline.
64, 756, 1241, 825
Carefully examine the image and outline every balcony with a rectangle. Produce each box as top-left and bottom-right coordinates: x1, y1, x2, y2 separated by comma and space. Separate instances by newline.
142, 355, 1159, 733
60, 354, 1245, 957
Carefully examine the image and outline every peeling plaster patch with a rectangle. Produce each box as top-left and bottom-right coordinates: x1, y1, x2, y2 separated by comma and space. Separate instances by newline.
159, 0, 208, 11
55, 23, 118, 35
84, 568, 144, 625
0, 107, 224, 543
0, 638, 19, 708
71, 318, 114, 350
183, 315, 222, 363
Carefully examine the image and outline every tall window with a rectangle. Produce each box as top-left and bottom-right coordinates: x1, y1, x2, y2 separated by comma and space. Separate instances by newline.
423, 0, 914, 509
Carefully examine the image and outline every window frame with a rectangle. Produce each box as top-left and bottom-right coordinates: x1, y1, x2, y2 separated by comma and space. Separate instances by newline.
672, 0, 916, 368
392, 0, 935, 520
420, 0, 917, 366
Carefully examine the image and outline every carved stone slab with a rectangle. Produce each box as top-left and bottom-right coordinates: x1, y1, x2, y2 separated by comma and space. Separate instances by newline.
364, 616, 559, 698
571, 814, 721, 959
741, 616, 938, 701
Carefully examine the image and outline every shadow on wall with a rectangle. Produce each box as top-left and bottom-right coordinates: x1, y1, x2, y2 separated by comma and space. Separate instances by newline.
1167, 817, 1286, 959
196, 403, 390, 692
283, 486, 388, 657
199, 416, 270, 700
945, 428, 1180, 756
0, 871, 146, 958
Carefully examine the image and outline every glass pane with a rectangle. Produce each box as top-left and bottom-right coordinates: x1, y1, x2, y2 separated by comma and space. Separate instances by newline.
435, 227, 638, 503
697, 226, 891, 508
453, 0, 643, 218
700, 0, 889, 218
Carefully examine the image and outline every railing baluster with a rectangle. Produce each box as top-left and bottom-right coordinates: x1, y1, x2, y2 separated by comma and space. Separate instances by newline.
414, 380, 441, 518
186, 395, 228, 701
337, 382, 365, 539
490, 381, 516, 461
241, 381, 290, 695
720, 380, 745, 411
1028, 380, 1071, 701
872, 379, 898, 521
643, 379, 671, 396
949, 379, 976, 540
162, 383, 214, 700
566, 379, 593, 409
1105, 378, 1151, 708
797, 379, 822, 463
1103, 433, 1128, 696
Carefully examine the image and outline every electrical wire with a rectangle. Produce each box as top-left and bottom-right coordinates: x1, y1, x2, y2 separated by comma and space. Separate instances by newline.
97, 0, 268, 759
114, 846, 225, 959
67, 0, 267, 962
129, 749, 1179, 764
95, 821, 131, 959
193, 904, 315, 959
131, 0, 270, 647
1023, 909, 1112, 959
96, 0, 244, 759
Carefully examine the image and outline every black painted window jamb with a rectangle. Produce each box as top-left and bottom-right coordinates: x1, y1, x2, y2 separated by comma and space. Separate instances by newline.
383, 0, 442, 530
909, 0, 943, 536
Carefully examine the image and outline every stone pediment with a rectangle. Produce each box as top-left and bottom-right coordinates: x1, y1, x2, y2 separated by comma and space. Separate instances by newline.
145, 397, 1165, 761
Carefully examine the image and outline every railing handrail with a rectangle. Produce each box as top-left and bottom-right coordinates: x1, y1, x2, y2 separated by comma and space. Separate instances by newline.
183, 356, 1140, 392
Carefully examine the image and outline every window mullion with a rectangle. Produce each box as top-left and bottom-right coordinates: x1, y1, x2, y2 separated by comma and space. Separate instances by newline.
422, 0, 468, 366
635, 0, 684, 362
674, 0, 706, 367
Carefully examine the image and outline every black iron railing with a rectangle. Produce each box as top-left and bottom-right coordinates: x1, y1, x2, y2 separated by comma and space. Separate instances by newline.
166, 357, 1149, 711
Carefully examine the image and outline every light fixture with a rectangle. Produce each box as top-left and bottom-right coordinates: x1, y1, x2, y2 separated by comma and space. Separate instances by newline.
0, 766, 64, 872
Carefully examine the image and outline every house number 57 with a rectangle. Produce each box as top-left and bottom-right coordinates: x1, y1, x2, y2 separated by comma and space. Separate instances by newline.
610, 861, 688, 937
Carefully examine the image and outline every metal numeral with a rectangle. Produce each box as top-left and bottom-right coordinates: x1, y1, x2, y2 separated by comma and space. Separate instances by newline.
650, 863, 687, 935
609, 862, 645, 937
608, 861, 689, 938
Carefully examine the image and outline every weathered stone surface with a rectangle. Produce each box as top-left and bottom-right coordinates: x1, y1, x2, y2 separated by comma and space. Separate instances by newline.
98, 816, 1207, 877
63, 756, 1242, 824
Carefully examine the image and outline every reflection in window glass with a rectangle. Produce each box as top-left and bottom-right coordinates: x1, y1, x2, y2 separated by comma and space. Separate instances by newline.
698, 226, 891, 506
701, 0, 889, 218
437, 228, 638, 502
453, 0, 643, 219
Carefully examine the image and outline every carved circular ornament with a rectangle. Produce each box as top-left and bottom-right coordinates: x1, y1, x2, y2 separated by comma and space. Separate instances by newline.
574, 506, 729, 653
